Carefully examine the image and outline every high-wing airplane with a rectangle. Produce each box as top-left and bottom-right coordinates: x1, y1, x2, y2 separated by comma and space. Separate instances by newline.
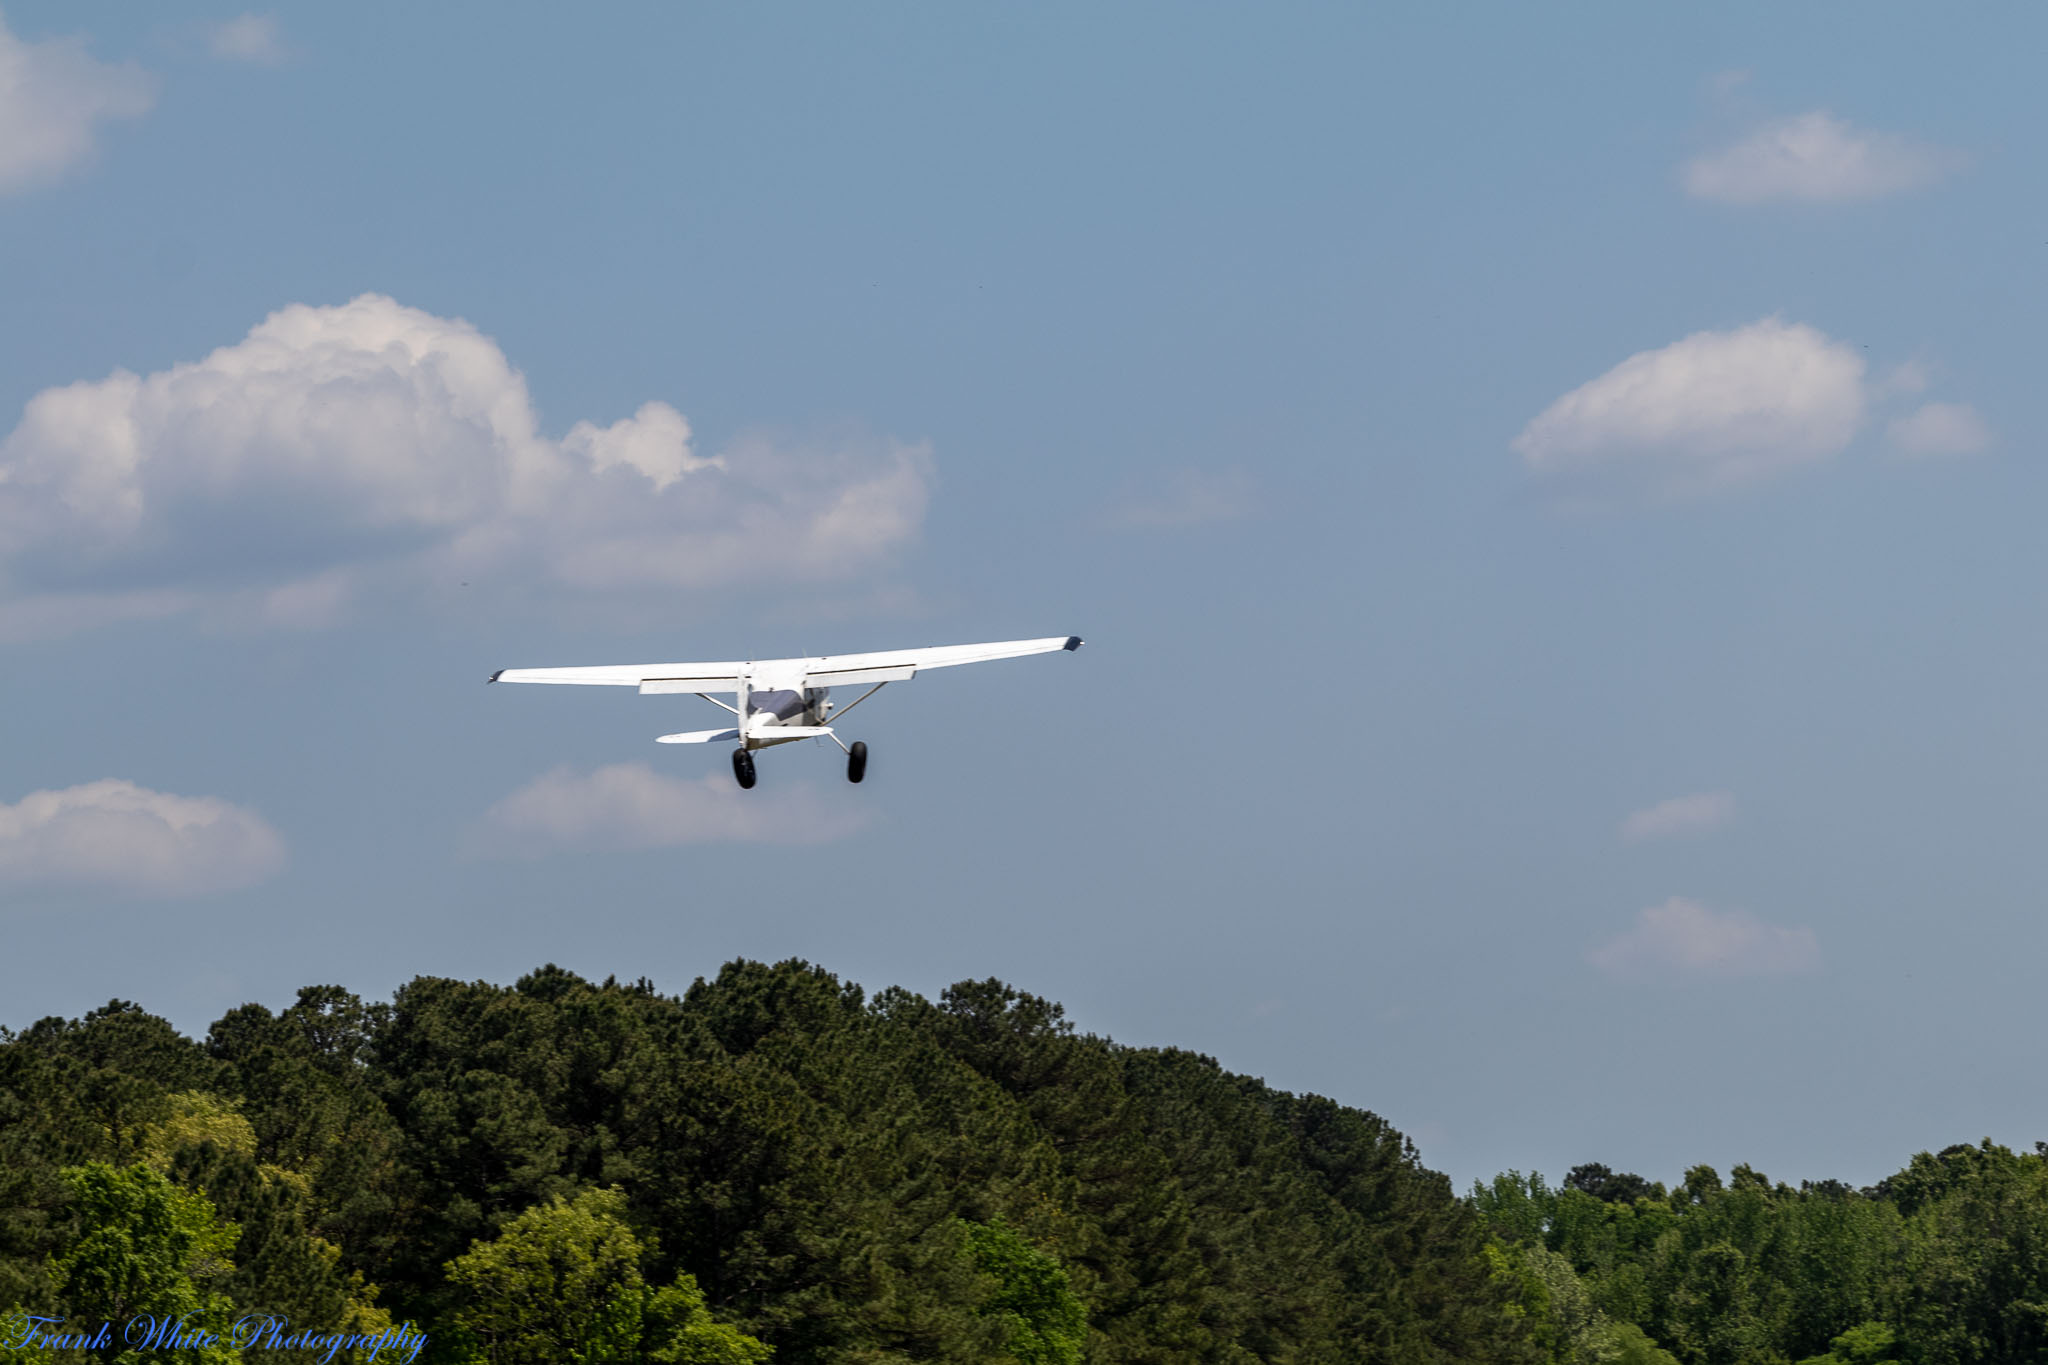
490, 635, 1083, 789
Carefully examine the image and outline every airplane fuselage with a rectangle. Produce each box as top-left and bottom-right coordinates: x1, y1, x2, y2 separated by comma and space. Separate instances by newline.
739, 671, 833, 749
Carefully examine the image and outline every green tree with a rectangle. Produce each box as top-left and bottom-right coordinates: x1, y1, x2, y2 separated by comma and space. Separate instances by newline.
1486, 1240, 1680, 1365
50, 1162, 241, 1364
205, 984, 404, 1269
1565, 1166, 1660, 1207
1892, 1141, 2048, 1365
1483, 1241, 1560, 1361
1472, 1171, 1557, 1248
1602, 1322, 1682, 1365
959, 1218, 1086, 1365
1794, 1320, 1898, 1365
445, 1186, 767, 1365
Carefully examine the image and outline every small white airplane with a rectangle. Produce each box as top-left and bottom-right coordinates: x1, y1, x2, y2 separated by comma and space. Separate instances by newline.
490, 635, 1083, 788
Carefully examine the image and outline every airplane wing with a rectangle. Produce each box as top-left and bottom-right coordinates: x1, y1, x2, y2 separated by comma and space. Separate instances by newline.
491, 636, 1081, 693
797, 635, 1082, 687
490, 661, 747, 693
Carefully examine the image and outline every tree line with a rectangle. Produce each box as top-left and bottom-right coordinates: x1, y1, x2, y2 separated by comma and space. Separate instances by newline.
3, 960, 2043, 1362
1472, 1145, 2048, 1365
1, 960, 1517, 1363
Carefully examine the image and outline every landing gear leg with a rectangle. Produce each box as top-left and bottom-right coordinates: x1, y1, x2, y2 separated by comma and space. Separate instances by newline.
846, 741, 868, 784
732, 748, 757, 790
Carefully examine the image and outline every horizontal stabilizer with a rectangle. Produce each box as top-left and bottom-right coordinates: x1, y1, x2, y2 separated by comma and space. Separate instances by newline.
656, 728, 741, 744
750, 725, 834, 739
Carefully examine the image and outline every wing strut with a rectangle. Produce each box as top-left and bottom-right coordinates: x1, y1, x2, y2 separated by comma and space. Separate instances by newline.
829, 682, 889, 722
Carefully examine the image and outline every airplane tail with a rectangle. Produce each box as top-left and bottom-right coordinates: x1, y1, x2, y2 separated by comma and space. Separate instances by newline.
656, 727, 740, 744
658, 724, 833, 745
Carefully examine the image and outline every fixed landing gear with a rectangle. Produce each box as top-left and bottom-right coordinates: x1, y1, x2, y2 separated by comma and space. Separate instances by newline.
847, 741, 868, 784
732, 748, 756, 790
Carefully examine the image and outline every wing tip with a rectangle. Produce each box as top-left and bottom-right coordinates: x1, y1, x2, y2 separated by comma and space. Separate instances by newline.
1063, 636, 1083, 652
488, 668, 504, 683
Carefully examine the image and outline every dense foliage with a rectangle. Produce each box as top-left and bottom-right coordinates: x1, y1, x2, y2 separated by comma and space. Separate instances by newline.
1472, 1150, 2048, 1365
0, 961, 1523, 1363
10, 960, 2042, 1363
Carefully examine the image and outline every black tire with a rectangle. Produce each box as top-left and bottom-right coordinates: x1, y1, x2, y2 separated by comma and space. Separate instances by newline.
732, 748, 757, 790
847, 740, 868, 784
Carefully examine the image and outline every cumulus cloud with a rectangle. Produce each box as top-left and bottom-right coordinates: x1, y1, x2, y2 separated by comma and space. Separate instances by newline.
1684, 111, 1956, 204
1621, 791, 1735, 842
0, 779, 285, 897
1107, 469, 1257, 529
0, 295, 932, 636
474, 762, 869, 855
1887, 401, 1991, 458
1877, 360, 1930, 398
1512, 318, 1866, 497
0, 10, 155, 193
1590, 897, 1819, 978
209, 14, 287, 66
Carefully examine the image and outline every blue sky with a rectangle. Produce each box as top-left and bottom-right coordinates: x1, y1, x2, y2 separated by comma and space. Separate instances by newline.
3, 2, 2045, 1191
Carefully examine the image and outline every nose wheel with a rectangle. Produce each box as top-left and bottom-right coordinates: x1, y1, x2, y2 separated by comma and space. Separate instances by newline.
847, 741, 868, 784
732, 748, 756, 790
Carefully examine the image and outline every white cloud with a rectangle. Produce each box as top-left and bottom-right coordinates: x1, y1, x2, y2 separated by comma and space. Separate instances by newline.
1707, 69, 1752, 99
0, 295, 932, 637
0, 779, 285, 897
1684, 111, 1955, 204
1877, 360, 1930, 398
1590, 897, 1819, 978
1108, 469, 1257, 529
0, 11, 155, 192
474, 762, 869, 855
209, 14, 287, 65
1887, 401, 1990, 458
1512, 318, 1865, 497
1621, 791, 1735, 842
